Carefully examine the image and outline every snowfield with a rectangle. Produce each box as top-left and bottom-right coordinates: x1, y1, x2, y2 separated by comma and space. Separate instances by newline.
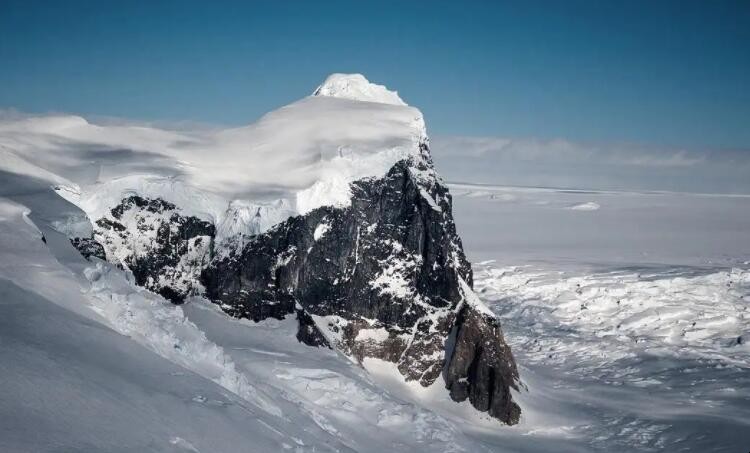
1, 75, 749, 451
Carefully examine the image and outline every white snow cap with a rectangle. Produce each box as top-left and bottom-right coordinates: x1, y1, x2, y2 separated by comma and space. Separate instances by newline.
313, 73, 407, 106
0, 73, 427, 235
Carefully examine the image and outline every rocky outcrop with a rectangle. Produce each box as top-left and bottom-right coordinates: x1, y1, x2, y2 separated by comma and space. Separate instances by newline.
81, 152, 522, 424
444, 305, 521, 424
295, 308, 331, 348
70, 237, 106, 261
202, 154, 468, 382
200, 151, 522, 424
92, 195, 215, 303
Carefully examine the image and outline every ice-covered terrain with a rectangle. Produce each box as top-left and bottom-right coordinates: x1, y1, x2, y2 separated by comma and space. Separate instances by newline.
450, 184, 750, 451
1, 73, 748, 452
449, 182, 750, 269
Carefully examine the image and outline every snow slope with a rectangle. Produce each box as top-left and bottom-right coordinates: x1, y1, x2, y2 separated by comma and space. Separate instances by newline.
0, 279, 341, 453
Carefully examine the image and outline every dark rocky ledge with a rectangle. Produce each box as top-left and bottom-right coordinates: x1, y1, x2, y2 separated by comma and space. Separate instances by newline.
444, 304, 521, 424
70, 236, 106, 261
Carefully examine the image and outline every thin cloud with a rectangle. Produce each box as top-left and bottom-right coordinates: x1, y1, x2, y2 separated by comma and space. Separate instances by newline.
430, 135, 750, 194
433, 136, 713, 168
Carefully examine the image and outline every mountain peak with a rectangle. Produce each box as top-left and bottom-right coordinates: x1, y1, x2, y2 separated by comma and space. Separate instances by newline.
312, 73, 407, 106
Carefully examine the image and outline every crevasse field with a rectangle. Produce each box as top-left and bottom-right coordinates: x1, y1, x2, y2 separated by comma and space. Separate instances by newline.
447, 183, 750, 451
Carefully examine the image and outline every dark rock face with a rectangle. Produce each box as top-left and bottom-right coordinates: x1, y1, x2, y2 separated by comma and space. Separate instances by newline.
200, 153, 522, 424
70, 237, 106, 261
202, 156, 471, 385
444, 305, 521, 424
295, 309, 331, 348
83, 153, 522, 424
93, 195, 215, 303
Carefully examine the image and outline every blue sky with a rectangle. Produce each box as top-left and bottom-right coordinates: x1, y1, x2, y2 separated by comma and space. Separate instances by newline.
1, 0, 749, 150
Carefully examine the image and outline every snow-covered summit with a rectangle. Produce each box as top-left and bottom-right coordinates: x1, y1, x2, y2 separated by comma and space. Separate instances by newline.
0, 74, 428, 237
313, 73, 407, 106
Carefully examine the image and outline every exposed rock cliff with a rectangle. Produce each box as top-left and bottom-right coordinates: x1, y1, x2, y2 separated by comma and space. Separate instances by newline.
200, 149, 521, 424
70, 236, 106, 261
444, 305, 521, 424
91, 195, 215, 303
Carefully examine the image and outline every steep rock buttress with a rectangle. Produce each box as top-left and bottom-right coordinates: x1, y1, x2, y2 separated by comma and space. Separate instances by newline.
199, 146, 521, 423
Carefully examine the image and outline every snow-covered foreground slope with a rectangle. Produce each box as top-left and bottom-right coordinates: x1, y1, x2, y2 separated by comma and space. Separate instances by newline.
0, 279, 336, 453
450, 185, 750, 451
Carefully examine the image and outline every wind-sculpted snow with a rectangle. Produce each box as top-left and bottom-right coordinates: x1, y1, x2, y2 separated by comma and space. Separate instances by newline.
313, 73, 408, 106
0, 74, 427, 225
474, 262, 750, 451
475, 264, 749, 368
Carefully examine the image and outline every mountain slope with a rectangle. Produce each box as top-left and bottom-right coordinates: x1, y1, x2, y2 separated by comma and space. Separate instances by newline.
0, 74, 523, 451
